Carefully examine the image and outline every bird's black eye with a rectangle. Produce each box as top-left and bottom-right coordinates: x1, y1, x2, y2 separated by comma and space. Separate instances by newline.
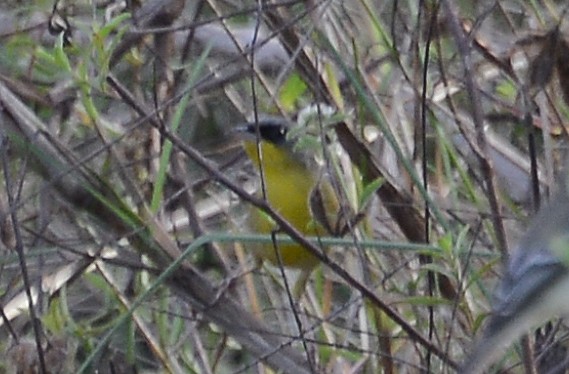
247, 120, 289, 146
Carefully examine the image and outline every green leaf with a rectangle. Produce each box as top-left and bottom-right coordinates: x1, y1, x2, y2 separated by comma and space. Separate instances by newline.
399, 295, 453, 307
496, 79, 516, 100
324, 62, 343, 108
53, 33, 72, 73
99, 13, 131, 41
279, 73, 307, 111
43, 297, 66, 333
150, 45, 211, 212
438, 232, 453, 253
359, 177, 384, 209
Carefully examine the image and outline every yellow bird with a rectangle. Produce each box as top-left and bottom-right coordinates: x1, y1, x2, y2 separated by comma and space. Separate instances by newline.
237, 117, 340, 278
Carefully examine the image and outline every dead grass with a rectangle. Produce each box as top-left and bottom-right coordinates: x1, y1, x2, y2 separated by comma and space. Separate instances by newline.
0, 0, 567, 373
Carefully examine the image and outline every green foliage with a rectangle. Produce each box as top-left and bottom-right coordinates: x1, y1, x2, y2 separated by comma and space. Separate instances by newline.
279, 72, 307, 111
2, 1, 563, 373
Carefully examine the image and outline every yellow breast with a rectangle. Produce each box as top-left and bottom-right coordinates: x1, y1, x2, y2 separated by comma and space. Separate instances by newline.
243, 141, 331, 270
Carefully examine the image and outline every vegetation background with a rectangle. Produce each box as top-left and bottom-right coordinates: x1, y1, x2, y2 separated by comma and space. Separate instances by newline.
0, 0, 567, 372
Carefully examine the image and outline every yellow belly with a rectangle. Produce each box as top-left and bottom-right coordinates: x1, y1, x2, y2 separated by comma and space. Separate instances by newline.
244, 141, 329, 270
249, 169, 322, 269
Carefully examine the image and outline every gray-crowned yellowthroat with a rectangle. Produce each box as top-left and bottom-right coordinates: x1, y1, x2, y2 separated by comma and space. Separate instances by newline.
236, 117, 341, 293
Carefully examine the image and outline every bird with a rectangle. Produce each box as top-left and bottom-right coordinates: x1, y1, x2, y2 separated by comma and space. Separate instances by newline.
462, 173, 569, 373
236, 116, 341, 295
